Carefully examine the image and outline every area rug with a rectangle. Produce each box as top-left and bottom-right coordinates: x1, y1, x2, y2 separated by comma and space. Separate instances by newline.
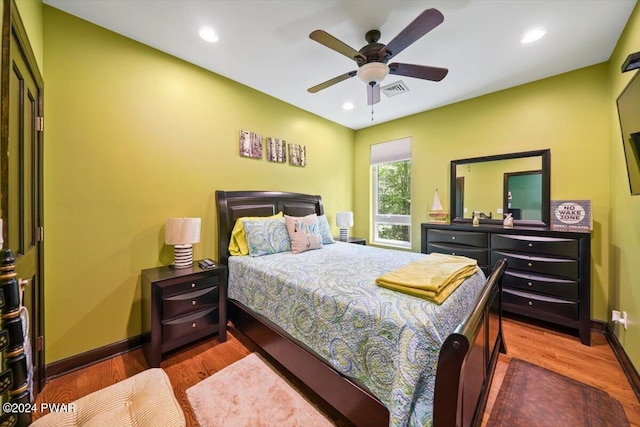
488, 358, 629, 427
186, 352, 334, 427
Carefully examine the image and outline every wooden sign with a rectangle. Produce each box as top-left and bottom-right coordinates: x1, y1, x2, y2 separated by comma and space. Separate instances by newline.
550, 200, 592, 230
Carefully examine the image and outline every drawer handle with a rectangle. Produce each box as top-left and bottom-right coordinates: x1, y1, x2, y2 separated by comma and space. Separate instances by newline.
451, 236, 456, 240
528, 243, 533, 247
527, 262, 533, 267
192, 301, 196, 306
528, 282, 533, 287
191, 283, 196, 288
528, 301, 533, 306
192, 322, 197, 328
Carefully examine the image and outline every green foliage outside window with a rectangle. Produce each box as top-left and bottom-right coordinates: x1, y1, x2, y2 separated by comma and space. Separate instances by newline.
377, 160, 411, 242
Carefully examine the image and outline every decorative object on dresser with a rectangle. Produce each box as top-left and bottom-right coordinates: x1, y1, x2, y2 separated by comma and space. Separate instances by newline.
165, 218, 201, 269
427, 189, 448, 224
335, 211, 354, 241
141, 262, 227, 368
503, 213, 514, 228
550, 200, 592, 230
422, 223, 591, 345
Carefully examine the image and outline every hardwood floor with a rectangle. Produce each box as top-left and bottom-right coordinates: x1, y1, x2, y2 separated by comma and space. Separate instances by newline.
35, 317, 640, 426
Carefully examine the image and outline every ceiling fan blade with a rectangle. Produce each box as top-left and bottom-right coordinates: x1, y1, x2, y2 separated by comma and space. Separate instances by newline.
379, 9, 444, 60
309, 30, 366, 62
389, 63, 448, 81
308, 71, 357, 93
367, 84, 380, 105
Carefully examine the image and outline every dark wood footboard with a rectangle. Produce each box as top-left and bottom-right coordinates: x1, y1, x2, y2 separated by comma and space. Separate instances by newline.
433, 258, 507, 427
216, 190, 508, 427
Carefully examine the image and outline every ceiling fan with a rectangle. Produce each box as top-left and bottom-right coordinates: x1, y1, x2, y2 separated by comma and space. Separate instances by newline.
308, 8, 448, 106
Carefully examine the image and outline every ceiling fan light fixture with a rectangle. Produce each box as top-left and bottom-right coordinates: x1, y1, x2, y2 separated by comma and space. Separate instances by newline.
357, 62, 389, 85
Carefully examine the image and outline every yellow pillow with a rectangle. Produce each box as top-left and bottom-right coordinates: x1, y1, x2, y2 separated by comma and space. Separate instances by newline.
229, 212, 283, 256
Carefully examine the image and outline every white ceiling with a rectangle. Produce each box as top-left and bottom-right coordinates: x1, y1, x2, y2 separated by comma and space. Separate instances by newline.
43, 0, 637, 130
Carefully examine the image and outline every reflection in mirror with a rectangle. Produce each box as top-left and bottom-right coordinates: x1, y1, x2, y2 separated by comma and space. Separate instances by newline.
450, 150, 550, 226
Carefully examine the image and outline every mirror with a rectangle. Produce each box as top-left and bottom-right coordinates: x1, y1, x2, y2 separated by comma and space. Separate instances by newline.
450, 149, 551, 226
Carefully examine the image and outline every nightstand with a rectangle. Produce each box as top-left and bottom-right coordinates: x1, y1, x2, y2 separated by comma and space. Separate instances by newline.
336, 236, 367, 245
141, 261, 227, 368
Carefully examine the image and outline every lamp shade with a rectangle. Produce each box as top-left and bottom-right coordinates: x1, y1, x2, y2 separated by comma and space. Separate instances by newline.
165, 218, 201, 245
357, 62, 389, 85
335, 212, 354, 228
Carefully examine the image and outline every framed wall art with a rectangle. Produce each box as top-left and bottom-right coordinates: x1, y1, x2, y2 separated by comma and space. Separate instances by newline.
239, 129, 263, 159
266, 137, 286, 163
288, 144, 306, 167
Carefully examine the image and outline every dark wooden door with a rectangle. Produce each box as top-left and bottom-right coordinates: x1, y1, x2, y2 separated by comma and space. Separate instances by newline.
1, 0, 45, 393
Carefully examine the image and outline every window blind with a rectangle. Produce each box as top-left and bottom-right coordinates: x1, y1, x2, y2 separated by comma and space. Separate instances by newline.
370, 137, 411, 165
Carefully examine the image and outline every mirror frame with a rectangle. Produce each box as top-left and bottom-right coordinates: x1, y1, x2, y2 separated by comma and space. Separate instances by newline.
450, 149, 551, 227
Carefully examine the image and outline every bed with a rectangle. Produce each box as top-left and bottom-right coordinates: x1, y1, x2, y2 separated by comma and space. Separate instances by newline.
216, 190, 507, 427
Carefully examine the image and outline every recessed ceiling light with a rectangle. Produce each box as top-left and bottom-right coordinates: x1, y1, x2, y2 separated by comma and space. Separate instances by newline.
343, 102, 354, 111
521, 28, 546, 44
199, 27, 219, 43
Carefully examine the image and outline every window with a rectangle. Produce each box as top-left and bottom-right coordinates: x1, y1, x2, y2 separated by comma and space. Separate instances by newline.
371, 138, 411, 248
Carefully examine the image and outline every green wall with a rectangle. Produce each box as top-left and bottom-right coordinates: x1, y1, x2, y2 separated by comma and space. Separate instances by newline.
607, 3, 640, 371
355, 64, 610, 322
15, 0, 43, 71
42, 6, 354, 363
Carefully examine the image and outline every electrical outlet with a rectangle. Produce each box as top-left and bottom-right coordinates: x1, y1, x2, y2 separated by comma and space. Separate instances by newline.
622, 311, 628, 330
612, 309, 621, 322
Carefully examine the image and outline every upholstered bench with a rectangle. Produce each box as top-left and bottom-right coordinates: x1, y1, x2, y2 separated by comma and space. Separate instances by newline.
32, 368, 185, 426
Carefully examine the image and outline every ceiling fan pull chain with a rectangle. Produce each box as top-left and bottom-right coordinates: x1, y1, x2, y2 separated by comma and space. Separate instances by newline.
370, 84, 374, 121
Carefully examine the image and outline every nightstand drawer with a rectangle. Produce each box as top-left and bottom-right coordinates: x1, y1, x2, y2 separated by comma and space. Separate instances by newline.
491, 251, 578, 279
427, 229, 488, 248
491, 234, 579, 258
162, 275, 219, 298
162, 306, 219, 345
427, 243, 488, 265
503, 289, 578, 321
162, 286, 219, 319
503, 270, 578, 300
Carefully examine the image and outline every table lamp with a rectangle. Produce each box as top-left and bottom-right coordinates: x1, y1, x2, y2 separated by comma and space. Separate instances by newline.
165, 218, 201, 268
336, 211, 353, 242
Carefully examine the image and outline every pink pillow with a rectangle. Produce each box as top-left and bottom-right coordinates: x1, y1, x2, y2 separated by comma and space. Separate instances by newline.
284, 214, 323, 254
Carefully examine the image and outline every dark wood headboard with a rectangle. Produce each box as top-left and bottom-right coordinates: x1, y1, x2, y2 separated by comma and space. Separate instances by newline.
215, 190, 324, 264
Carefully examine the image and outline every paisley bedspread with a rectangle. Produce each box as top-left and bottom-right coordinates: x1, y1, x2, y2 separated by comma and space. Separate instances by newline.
228, 243, 486, 427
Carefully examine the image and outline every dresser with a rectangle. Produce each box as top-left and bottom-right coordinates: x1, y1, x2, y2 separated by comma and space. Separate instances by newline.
421, 223, 591, 345
141, 262, 227, 367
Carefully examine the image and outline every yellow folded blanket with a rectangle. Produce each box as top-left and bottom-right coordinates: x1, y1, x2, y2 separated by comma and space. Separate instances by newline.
375, 253, 479, 304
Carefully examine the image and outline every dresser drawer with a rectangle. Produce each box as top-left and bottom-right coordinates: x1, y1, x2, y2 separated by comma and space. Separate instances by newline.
491, 251, 578, 279
503, 289, 578, 321
491, 234, 579, 258
427, 243, 488, 265
162, 306, 219, 344
503, 270, 578, 300
162, 286, 219, 319
162, 275, 220, 298
427, 229, 488, 248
